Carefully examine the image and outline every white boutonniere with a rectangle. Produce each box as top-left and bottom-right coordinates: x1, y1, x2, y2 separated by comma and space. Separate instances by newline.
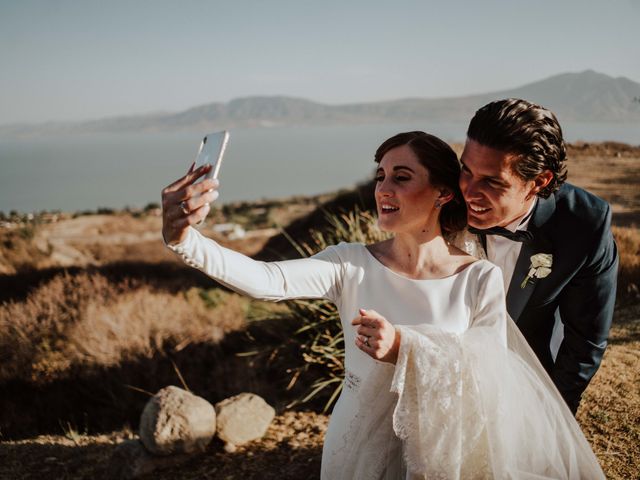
520, 253, 553, 288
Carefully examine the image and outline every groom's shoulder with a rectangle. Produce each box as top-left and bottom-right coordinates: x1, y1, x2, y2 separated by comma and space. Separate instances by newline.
551, 182, 611, 228
554, 182, 609, 211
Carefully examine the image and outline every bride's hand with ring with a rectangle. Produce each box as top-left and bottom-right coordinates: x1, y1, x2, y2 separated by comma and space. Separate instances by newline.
352, 308, 401, 364
161, 162, 219, 245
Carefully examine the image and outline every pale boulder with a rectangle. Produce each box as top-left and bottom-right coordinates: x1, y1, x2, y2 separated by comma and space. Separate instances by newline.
215, 392, 275, 451
139, 385, 216, 455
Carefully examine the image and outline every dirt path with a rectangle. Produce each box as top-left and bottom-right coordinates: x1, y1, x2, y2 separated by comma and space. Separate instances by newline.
31, 215, 164, 267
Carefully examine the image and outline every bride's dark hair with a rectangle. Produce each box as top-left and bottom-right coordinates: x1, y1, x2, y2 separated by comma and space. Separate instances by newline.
374, 131, 467, 233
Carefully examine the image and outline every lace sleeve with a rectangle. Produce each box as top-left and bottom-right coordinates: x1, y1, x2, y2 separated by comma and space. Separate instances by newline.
391, 324, 489, 478
390, 319, 605, 479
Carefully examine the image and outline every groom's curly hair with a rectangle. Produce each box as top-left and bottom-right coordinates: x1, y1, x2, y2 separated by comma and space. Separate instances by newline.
466, 98, 567, 198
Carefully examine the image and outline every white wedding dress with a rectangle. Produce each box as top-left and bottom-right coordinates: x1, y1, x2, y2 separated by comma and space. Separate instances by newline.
168, 227, 604, 479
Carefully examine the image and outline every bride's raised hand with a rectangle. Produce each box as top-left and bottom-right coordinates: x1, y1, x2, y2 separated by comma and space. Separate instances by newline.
161, 162, 219, 245
352, 308, 401, 364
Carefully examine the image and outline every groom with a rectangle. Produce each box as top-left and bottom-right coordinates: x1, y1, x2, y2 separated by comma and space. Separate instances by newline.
459, 98, 618, 414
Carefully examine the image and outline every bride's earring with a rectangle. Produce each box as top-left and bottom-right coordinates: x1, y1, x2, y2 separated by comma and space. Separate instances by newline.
435, 201, 442, 209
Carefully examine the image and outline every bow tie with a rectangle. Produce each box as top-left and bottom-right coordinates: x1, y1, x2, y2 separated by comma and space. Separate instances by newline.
468, 226, 534, 243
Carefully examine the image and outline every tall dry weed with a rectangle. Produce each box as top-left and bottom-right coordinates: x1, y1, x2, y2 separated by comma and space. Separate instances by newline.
0, 225, 49, 273
0, 272, 123, 382
0, 271, 245, 384
612, 226, 640, 300
68, 286, 246, 367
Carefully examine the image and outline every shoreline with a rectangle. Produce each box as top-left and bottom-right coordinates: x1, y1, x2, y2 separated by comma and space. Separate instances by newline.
2, 140, 640, 219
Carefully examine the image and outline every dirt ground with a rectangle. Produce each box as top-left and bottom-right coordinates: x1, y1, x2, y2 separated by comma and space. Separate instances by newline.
0, 411, 328, 480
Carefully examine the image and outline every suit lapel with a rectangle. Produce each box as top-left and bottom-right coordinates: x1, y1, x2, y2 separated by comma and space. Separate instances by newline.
506, 241, 538, 320
506, 194, 556, 322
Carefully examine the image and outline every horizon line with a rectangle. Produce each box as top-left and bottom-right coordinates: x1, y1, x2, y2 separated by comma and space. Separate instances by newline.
2, 69, 637, 129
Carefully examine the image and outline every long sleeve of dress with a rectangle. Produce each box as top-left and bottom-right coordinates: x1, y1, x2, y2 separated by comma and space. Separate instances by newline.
167, 227, 344, 303
388, 263, 605, 480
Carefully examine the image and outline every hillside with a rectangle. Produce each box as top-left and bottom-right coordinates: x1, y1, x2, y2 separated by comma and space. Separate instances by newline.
2, 70, 639, 137
0, 143, 639, 479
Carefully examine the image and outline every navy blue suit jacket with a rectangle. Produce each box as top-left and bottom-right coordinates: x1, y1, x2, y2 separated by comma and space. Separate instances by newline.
482, 183, 618, 413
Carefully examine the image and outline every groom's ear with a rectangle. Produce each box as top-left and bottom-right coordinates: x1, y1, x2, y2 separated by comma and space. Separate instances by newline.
528, 170, 554, 198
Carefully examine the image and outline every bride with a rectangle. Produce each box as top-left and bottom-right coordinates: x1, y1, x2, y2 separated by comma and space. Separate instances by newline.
161, 131, 604, 479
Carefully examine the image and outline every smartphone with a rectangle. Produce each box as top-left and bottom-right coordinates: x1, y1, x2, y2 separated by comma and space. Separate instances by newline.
193, 130, 230, 183
192, 131, 229, 226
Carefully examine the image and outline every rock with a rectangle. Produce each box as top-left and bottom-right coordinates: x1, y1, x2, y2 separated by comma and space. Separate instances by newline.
215, 392, 275, 450
139, 385, 216, 455
106, 439, 193, 479
223, 442, 237, 453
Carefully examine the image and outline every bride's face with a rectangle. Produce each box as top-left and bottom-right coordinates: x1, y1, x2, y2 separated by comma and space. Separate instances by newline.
375, 145, 441, 234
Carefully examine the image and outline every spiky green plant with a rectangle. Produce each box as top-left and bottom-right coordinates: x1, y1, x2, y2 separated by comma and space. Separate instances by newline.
285, 207, 390, 412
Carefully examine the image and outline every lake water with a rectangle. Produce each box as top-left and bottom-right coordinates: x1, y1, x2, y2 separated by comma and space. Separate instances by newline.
0, 122, 638, 213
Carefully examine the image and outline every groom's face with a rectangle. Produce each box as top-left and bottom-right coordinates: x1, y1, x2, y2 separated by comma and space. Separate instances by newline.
459, 139, 537, 229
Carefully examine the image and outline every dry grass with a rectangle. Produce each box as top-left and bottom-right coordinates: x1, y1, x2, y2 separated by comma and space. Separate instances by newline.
613, 226, 640, 300
577, 303, 640, 478
566, 150, 640, 222
0, 200, 323, 274
0, 225, 50, 273
0, 411, 328, 480
0, 271, 246, 384
575, 225, 640, 478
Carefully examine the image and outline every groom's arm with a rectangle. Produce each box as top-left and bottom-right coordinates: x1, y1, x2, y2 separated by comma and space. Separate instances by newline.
554, 205, 618, 414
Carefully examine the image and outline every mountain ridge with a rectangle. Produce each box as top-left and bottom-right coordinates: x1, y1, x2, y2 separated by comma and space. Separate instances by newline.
2, 70, 639, 137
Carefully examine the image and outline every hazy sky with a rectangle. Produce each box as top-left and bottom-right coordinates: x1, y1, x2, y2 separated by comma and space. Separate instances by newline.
1, 0, 638, 125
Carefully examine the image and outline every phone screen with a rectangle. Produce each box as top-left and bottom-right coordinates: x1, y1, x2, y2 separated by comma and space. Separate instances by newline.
193, 131, 229, 182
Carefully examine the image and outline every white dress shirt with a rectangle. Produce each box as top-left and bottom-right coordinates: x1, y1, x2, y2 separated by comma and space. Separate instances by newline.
486, 199, 537, 292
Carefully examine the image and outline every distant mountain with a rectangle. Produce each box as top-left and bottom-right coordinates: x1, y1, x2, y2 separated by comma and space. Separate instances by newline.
2, 70, 639, 137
